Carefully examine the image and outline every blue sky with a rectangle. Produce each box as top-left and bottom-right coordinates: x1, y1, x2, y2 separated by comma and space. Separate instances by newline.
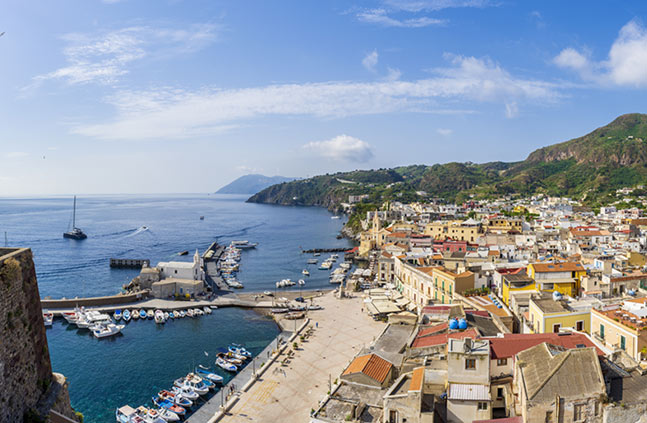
1, 0, 647, 195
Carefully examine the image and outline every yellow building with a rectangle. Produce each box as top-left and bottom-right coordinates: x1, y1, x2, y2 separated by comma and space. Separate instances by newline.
501, 273, 537, 306
359, 213, 391, 256
527, 297, 590, 334
628, 252, 647, 267
423, 220, 480, 242
486, 217, 522, 234
527, 261, 585, 297
591, 298, 647, 361
393, 257, 475, 309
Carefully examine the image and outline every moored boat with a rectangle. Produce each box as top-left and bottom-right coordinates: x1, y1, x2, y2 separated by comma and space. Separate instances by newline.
123, 309, 131, 322
196, 365, 224, 383
42, 310, 53, 327
114, 309, 122, 321
203, 306, 212, 314
92, 323, 125, 338
154, 310, 166, 324
302, 269, 309, 276
216, 356, 237, 372
228, 344, 252, 358
140, 310, 147, 319
147, 310, 154, 319
151, 397, 185, 416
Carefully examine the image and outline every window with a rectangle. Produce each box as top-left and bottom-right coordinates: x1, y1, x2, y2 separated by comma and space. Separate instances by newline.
600, 324, 605, 339
621, 335, 626, 351
496, 387, 504, 399
388, 410, 398, 423
553, 323, 561, 333
477, 402, 488, 410
574, 404, 584, 421
545, 411, 553, 423
465, 358, 476, 370
576, 320, 584, 331
497, 358, 508, 366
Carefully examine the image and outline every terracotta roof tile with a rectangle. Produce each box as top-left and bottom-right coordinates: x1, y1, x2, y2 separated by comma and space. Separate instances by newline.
531, 261, 584, 273
411, 328, 479, 349
487, 333, 603, 359
409, 367, 424, 392
342, 354, 393, 384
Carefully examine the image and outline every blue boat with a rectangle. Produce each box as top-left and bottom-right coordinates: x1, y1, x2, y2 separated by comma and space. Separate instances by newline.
196, 366, 224, 383
151, 397, 186, 415
122, 309, 131, 322
139, 310, 147, 319
228, 344, 252, 358
169, 311, 175, 319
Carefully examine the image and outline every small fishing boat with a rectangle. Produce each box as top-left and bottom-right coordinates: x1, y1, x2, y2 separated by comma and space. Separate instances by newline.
231, 240, 258, 249
298, 279, 305, 286
62, 310, 79, 324
174, 377, 208, 395
171, 386, 199, 401
117, 405, 166, 423
154, 310, 165, 324
193, 308, 203, 316
114, 309, 122, 321
285, 311, 305, 320
221, 352, 243, 366
132, 310, 139, 320
156, 407, 180, 422
302, 269, 309, 276
42, 310, 53, 327
200, 216, 204, 220
122, 309, 131, 322
203, 306, 212, 314
186, 309, 194, 318
139, 406, 173, 423
151, 397, 185, 416
158, 390, 192, 408
92, 323, 125, 338
216, 356, 237, 372
178, 250, 189, 256
271, 308, 289, 314
147, 310, 155, 319
179, 310, 186, 318
196, 365, 224, 383
140, 310, 147, 319
307, 258, 318, 264
313, 252, 320, 257
186, 372, 215, 390
263, 291, 274, 296
307, 304, 323, 311
228, 344, 252, 358
163, 312, 170, 320
168, 311, 175, 319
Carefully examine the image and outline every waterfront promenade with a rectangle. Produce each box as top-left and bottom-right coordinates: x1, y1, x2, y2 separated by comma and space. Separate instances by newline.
215, 291, 385, 423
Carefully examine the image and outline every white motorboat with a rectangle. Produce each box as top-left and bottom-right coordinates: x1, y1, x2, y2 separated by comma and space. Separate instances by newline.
132, 310, 140, 320
174, 378, 208, 396
298, 279, 305, 286
196, 365, 224, 383
114, 309, 122, 321
157, 407, 180, 422
231, 240, 258, 249
163, 312, 170, 320
154, 310, 166, 324
203, 306, 212, 314
122, 309, 131, 322
179, 310, 186, 318
193, 308, 203, 316
42, 310, 53, 327
171, 385, 199, 401
147, 310, 154, 319
62, 310, 79, 324
302, 269, 309, 276
92, 323, 124, 338
216, 357, 237, 372
186, 309, 194, 318
307, 258, 318, 264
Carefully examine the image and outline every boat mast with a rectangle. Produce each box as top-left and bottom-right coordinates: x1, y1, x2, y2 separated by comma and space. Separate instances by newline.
72, 196, 76, 229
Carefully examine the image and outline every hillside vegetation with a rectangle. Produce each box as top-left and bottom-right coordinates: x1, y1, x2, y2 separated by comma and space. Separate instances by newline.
248, 113, 647, 210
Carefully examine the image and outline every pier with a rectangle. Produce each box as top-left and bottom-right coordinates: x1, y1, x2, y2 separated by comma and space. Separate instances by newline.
202, 241, 232, 293
301, 247, 350, 254
109, 258, 150, 268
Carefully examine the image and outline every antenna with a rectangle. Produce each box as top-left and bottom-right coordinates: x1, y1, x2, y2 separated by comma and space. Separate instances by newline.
72, 196, 77, 229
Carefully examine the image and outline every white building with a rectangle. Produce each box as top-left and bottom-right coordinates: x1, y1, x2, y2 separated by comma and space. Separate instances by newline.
157, 250, 204, 282
446, 338, 491, 423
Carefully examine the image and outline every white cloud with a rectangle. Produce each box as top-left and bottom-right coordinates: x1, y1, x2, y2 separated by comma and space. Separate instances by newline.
72, 55, 562, 140
5, 152, 29, 158
385, 67, 402, 81
304, 135, 373, 162
383, 0, 492, 12
357, 9, 445, 28
436, 128, 453, 136
504, 101, 518, 118
362, 50, 379, 72
554, 19, 647, 88
31, 23, 220, 86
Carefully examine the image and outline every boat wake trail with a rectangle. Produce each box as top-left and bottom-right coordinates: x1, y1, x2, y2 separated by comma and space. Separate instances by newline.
215, 222, 265, 240
95, 228, 139, 238
124, 226, 151, 238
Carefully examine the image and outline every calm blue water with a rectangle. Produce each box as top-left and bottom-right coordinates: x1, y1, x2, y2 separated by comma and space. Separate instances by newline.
0, 194, 351, 422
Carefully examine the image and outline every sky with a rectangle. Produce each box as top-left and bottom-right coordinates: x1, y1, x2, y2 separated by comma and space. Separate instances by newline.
1, 0, 647, 195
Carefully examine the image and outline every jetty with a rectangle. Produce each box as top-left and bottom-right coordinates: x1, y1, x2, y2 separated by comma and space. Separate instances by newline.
301, 247, 350, 254
109, 258, 150, 268
202, 241, 231, 293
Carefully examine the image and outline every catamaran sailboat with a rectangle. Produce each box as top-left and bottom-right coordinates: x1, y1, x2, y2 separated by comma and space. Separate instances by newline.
63, 196, 87, 240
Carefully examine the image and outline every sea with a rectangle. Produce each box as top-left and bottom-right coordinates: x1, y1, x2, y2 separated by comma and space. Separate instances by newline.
0, 194, 351, 422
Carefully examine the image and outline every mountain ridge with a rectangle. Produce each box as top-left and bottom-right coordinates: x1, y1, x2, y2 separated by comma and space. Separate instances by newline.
216, 174, 296, 194
247, 113, 647, 209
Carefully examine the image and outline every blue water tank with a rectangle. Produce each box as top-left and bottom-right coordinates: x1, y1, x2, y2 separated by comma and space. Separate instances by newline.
628, 289, 636, 296
458, 318, 468, 330
449, 318, 459, 330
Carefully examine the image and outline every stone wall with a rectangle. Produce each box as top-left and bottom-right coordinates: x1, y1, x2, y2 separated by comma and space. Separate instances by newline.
41, 289, 150, 309
0, 248, 78, 422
